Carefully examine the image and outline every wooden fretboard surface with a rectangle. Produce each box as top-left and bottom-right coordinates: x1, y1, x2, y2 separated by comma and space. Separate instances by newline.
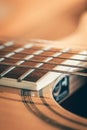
0, 41, 87, 90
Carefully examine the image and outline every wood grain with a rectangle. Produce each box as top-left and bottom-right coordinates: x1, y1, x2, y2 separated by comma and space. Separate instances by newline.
0, 0, 87, 129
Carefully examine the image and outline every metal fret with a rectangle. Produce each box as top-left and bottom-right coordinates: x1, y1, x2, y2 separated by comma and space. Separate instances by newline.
23, 44, 33, 49
0, 66, 15, 78
14, 48, 24, 53
5, 52, 15, 58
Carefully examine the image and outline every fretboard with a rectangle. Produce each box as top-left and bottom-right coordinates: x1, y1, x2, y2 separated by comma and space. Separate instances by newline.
0, 41, 87, 90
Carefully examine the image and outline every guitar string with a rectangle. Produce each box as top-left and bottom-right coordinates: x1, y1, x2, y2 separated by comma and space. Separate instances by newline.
0, 57, 87, 79
0, 43, 86, 79
1, 50, 87, 62
0, 44, 59, 79
0, 48, 48, 78
1, 47, 87, 56
0, 40, 87, 56
0, 44, 70, 80
0, 62, 87, 77
0, 39, 87, 57
0, 50, 66, 80
0, 56, 87, 70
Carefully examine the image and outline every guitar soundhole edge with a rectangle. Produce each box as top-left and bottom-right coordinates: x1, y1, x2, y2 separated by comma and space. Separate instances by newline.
60, 83, 87, 118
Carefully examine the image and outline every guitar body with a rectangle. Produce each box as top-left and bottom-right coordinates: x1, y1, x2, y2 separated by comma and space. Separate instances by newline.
0, 40, 87, 130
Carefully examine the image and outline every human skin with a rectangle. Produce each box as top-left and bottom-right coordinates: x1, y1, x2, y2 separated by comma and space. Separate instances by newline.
0, 0, 87, 48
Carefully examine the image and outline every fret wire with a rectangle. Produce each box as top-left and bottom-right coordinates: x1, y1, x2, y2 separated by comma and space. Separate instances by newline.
0, 66, 15, 78
18, 69, 35, 82
0, 56, 87, 70
0, 62, 87, 77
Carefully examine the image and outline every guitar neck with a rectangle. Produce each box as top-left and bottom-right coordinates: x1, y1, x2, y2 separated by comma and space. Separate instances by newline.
0, 40, 87, 102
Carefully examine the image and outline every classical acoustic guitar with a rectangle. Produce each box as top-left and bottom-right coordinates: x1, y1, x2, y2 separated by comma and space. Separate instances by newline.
0, 40, 87, 130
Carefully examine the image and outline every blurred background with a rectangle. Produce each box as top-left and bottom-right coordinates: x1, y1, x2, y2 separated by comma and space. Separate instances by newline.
0, 0, 87, 45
